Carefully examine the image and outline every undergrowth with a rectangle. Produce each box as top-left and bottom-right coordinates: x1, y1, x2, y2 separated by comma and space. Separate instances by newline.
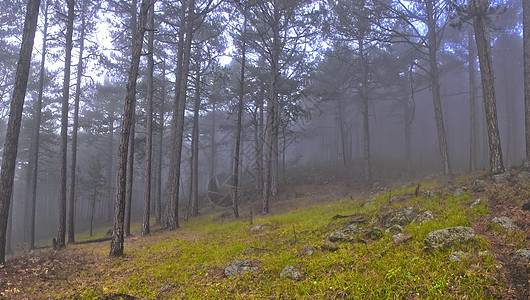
5, 180, 502, 299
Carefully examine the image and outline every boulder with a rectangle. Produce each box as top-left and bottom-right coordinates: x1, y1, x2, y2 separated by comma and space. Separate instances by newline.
224, 260, 259, 277
453, 187, 468, 196
280, 266, 302, 281
386, 224, 404, 235
491, 216, 517, 231
424, 226, 476, 250
329, 224, 364, 242
492, 172, 510, 184
513, 249, 530, 262
414, 211, 434, 223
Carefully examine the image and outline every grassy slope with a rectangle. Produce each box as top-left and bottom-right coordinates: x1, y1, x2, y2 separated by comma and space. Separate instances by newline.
1, 175, 527, 299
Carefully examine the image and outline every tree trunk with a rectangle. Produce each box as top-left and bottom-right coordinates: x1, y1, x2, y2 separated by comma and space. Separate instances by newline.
107, 119, 114, 222
26, 0, 48, 250
469, 28, 478, 172
524, 0, 530, 163
0, 0, 40, 264
358, 38, 371, 182
164, 0, 194, 230
426, 0, 451, 175
58, 0, 75, 249
68, 9, 86, 244
155, 58, 165, 225
124, 0, 138, 238
142, 1, 155, 236
209, 101, 216, 181
471, 0, 504, 174
191, 61, 200, 218
232, 19, 246, 219
110, 0, 151, 257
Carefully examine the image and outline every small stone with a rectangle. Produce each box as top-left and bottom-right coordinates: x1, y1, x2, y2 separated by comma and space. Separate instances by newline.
492, 172, 510, 184
449, 251, 470, 262
384, 207, 418, 227
414, 211, 434, 223
522, 201, 530, 211
367, 227, 383, 240
424, 226, 477, 250
479, 250, 490, 257
454, 187, 468, 196
250, 224, 271, 233
161, 284, 176, 292
472, 180, 486, 192
224, 260, 259, 277
513, 249, 530, 262
386, 225, 404, 235
423, 190, 436, 197
280, 266, 302, 281
523, 160, 530, 171
471, 198, 482, 207
329, 224, 364, 242
321, 241, 338, 252
391, 233, 403, 242
517, 171, 530, 180
363, 198, 376, 207
491, 216, 517, 231
298, 246, 316, 256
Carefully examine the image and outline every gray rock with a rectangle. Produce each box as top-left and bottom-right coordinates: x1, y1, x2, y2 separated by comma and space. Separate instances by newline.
491, 216, 517, 231
517, 171, 530, 180
363, 198, 376, 207
472, 180, 487, 192
513, 249, 530, 262
386, 225, 404, 235
454, 187, 468, 196
161, 284, 176, 292
449, 250, 470, 262
370, 182, 385, 194
367, 227, 383, 240
522, 201, 530, 211
424, 226, 477, 250
471, 198, 482, 207
384, 207, 418, 227
298, 246, 316, 256
329, 224, 364, 242
423, 190, 436, 198
391, 233, 404, 242
250, 224, 271, 233
479, 250, 490, 257
492, 172, 510, 184
523, 159, 530, 171
414, 211, 434, 223
280, 266, 302, 280
224, 260, 259, 277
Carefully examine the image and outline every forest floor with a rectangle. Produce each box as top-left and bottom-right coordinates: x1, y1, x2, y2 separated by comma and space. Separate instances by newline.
0, 167, 529, 299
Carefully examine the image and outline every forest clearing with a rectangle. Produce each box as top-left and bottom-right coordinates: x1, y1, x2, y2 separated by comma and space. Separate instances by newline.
1, 169, 528, 299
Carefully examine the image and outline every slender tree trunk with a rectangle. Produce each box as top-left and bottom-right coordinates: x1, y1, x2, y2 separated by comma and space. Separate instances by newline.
110, 0, 151, 257
469, 28, 478, 172
359, 39, 371, 181
191, 61, 200, 218
124, 0, 138, 238
0, 0, 40, 264
142, 1, 155, 236
155, 58, 166, 225
232, 19, 246, 219
90, 187, 96, 237
68, 10, 86, 244
27, 0, 48, 250
58, 0, 75, 249
426, 0, 451, 175
164, 0, 194, 230
337, 95, 347, 171
472, 0, 504, 174
209, 101, 216, 181
525, 0, 530, 163
256, 88, 264, 190
107, 120, 114, 222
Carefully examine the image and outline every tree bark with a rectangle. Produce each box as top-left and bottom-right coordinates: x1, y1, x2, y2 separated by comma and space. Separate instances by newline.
524, 0, 530, 163
0, 0, 40, 264
164, 0, 194, 230
468, 28, 477, 172
58, 0, 75, 249
471, 0, 504, 174
110, 0, 151, 257
124, 0, 138, 238
107, 119, 114, 222
358, 38, 371, 182
27, 0, 48, 250
232, 18, 246, 219
68, 8, 87, 244
426, 0, 451, 175
142, 1, 155, 236
190, 60, 200, 218
155, 58, 165, 226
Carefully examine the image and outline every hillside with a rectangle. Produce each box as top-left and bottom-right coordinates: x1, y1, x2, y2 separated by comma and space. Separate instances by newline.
0, 170, 529, 299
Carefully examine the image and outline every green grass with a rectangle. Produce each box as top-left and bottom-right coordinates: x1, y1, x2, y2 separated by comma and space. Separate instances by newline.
14, 183, 503, 299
